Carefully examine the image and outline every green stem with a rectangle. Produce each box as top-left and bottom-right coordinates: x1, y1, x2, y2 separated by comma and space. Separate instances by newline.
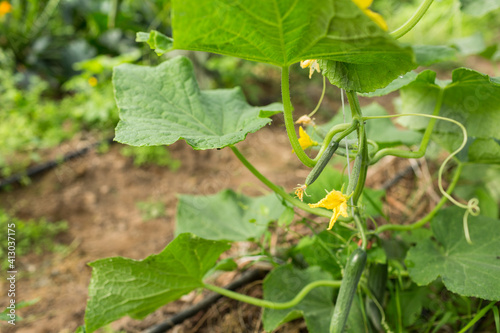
390, 0, 435, 39
230, 146, 353, 221
203, 280, 341, 310
353, 211, 367, 250
282, 66, 315, 167
345, 91, 368, 249
369, 89, 444, 164
346, 91, 363, 121
492, 305, 500, 333
375, 163, 463, 232
308, 76, 327, 118
346, 91, 368, 206
457, 302, 497, 333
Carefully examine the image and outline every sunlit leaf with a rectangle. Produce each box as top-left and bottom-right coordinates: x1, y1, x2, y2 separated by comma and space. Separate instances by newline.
114, 56, 282, 149
84, 233, 230, 332
171, 0, 415, 92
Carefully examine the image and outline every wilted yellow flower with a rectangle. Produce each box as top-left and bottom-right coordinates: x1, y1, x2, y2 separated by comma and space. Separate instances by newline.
295, 184, 307, 201
88, 77, 98, 87
352, 0, 388, 31
0, 1, 12, 17
295, 115, 313, 126
298, 126, 316, 150
300, 59, 320, 79
308, 189, 348, 229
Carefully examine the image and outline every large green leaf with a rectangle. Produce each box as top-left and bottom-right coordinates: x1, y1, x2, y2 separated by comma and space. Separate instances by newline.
114, 56, 282, 149
405, 207, 500, 301
398, 68, 500, 163
171, 0, 415, 92
361, 71, 419, 97
176, 189, 285, 241
318, 53, 415, 93
84, 233, 230, 333
460, 0, 500, 17
262, 265, 335, 333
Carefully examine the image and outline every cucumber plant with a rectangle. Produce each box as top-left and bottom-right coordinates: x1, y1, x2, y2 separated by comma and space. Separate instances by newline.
79, 1, 500, 332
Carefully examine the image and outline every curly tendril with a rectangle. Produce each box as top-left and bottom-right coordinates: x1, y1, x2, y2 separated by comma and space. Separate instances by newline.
363, 113, 480, 243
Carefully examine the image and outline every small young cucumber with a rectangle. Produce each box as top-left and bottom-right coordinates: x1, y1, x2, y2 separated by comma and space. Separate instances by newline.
345, 153, 362, 196
330, 247, 367, 333
351, 136, 368, 206
305, 140, 339, 186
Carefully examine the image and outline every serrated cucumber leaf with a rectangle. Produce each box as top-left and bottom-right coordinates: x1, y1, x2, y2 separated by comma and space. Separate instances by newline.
405, 207, 500, 300
84, 233, 230, 332
114, 56, 282, 149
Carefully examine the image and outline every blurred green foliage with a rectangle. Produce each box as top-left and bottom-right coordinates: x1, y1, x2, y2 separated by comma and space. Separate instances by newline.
0, 48, 123, 176
0, 209, 68, 270
0, 0, 175, 178
136, 199, 166, 221
376, 0, 500, 53
120, 146, 181, 170
0, 0, 171, 88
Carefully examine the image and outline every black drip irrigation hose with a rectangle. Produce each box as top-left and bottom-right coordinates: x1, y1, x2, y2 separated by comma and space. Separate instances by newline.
0, 136, 115, 190
381, 160, 421, 190
143, 269, 267, 333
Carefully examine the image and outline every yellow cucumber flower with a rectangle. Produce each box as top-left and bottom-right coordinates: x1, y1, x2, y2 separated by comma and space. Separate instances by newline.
295, 184, 307, 201
352, 0, 388, 31
298, 126, 316, 150
308, 189, 348, 229
300, 59, 320, 79
88, 77, 98, 87
0, 1, 12, 17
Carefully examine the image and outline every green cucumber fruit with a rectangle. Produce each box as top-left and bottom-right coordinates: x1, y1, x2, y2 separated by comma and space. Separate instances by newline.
346, 153, 362, 196
305, 140, 339, 186
351, 134, 368, 205
330, 247, 367, 333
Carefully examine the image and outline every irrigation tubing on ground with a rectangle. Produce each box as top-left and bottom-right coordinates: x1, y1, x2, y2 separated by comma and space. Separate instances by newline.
0, 136, 115, 190
381, 160, 421, 190
143, 269, 268, 333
